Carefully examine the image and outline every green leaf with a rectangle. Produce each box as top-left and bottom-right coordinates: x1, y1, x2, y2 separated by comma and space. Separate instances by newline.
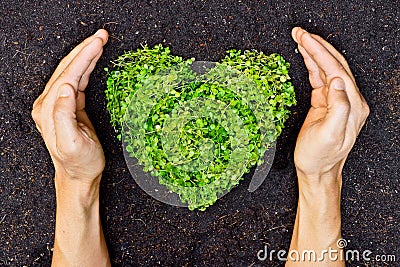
105, 45, 296, 211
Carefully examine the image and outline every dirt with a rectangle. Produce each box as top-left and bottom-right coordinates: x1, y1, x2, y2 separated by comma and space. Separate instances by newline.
0, 1, 399, 266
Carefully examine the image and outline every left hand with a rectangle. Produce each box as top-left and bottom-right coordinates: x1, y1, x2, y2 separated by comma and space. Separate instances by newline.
292, 27, 369, 180
32, 29, 109, 184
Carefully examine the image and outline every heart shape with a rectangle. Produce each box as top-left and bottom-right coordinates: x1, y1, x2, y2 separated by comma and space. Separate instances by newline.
105, 45, 296, 210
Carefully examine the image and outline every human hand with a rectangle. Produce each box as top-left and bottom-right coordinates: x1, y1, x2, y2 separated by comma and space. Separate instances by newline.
286, 28, 369, 267
291, 27, 369, 181
32, 30, 111, 266
32, 29, 109, 185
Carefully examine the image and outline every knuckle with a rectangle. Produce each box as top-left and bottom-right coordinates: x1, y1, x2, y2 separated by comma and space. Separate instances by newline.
32, 96, 41, 107
32, 97, 42, 111
362, 102, 370, 117
355, 99, 370, 121
31, 108, 39, 122
31, 109, 44, 134
31, 104, 43, 125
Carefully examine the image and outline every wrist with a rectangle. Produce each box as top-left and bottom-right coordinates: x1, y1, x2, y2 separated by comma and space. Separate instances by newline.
288, 170, 343, 259
295, 169, 343, 237
296, 169, 342, 208
296, 165, 343, 189
55, 172, 101, 211
53, 173, 109, 266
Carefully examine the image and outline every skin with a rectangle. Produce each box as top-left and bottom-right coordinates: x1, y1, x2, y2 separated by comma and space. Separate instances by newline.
286, 27, 369, 266
32, 29, 111, 266
31, 27, 369, 266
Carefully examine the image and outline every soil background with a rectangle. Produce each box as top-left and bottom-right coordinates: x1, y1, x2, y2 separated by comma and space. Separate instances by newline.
0, 1, 399, 266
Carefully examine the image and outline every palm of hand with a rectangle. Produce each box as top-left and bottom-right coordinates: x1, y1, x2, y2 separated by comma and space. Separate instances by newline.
294, 88, 348, 177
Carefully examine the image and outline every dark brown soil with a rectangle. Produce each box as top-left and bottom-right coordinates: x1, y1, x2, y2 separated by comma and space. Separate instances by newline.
0, 1, 399, 266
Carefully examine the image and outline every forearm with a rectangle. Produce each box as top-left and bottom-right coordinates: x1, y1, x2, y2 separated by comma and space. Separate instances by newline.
286, 171, 344, 266
52, 174, 110, 267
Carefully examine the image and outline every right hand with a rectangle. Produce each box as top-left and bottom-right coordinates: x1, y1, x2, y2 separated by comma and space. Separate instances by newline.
291, 27, 369, 179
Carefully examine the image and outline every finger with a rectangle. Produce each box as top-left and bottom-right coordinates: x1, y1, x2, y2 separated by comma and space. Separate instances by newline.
321, 77, 350, 140
77, 47, 103, 91
78, 122, 98, 141
293, 27, 349, 81
54, 37, 104, 91
311, 87, 327, 109
40, 30, 108, 103
291, 27, 302, 44
309, 33, 355, 82
53, 84, 82, 157
293, 27, 366, 110
41, 37, 104, 109
296, 28, 366, 106
46, 29, 108, 91
76, 91, 86, 112
297, 30, 347, 80
293, 27, 353, 78
297, 45, 325, 89
76, 110, 96, 132
296, 44, 327, 108
75, 91, 95, 132
75, 92, 96, 134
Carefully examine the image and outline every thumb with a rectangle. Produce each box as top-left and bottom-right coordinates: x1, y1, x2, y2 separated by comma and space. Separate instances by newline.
322, 77, 351, 135
53, 84, 81, 155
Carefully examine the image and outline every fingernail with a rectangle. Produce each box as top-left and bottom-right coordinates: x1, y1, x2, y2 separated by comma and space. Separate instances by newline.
58, 85, 72, 98
331, 78, 346, 91
292, 27, 299, 42
94, 29, 103, 36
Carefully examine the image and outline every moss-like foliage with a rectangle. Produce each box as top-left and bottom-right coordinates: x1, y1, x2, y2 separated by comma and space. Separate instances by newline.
105, 45, 296, 210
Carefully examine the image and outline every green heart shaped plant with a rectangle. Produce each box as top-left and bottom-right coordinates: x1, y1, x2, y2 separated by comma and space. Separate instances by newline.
105, 45, 296, 210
